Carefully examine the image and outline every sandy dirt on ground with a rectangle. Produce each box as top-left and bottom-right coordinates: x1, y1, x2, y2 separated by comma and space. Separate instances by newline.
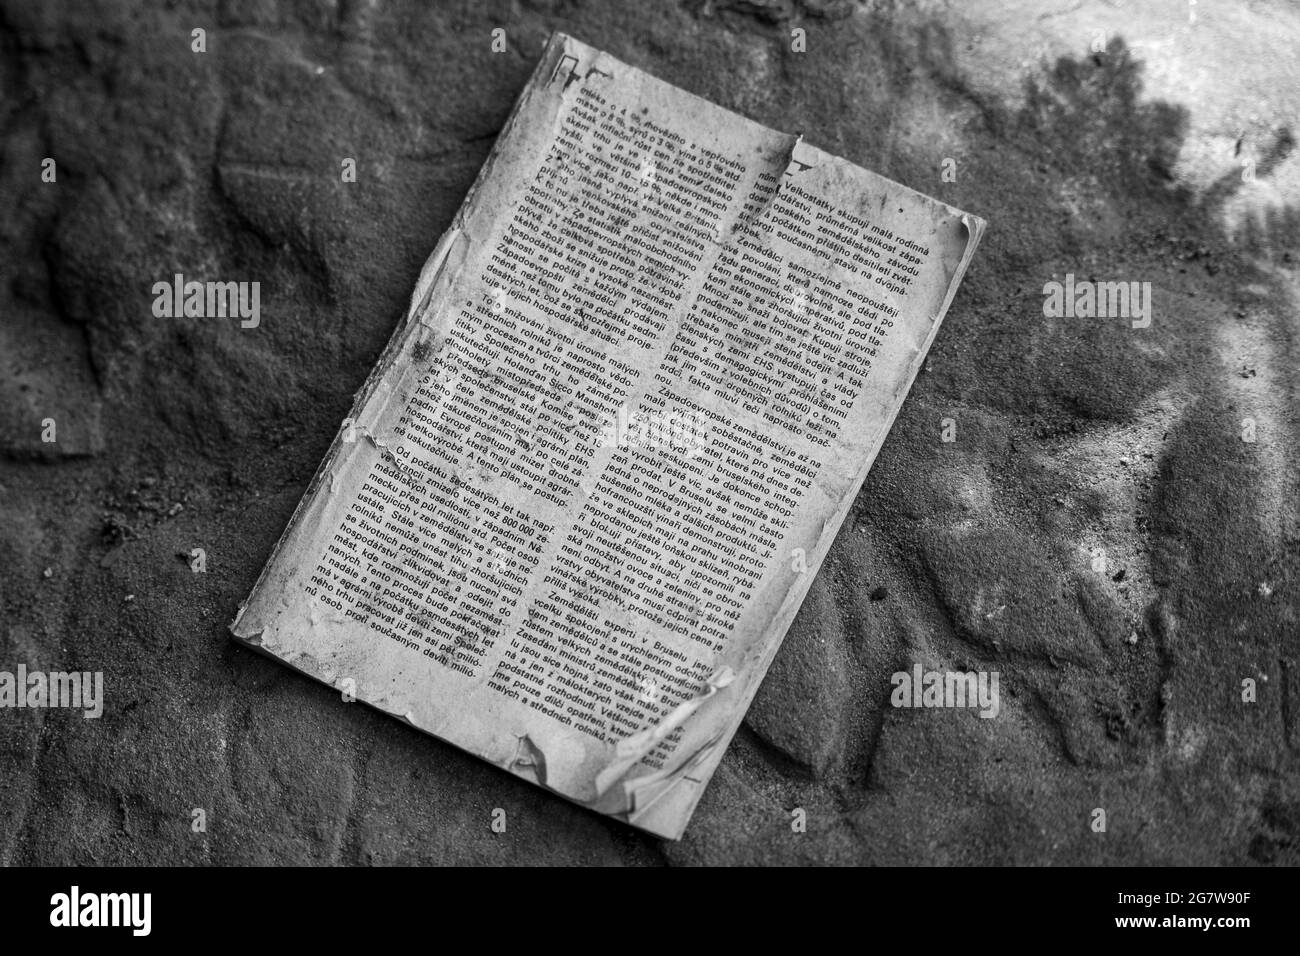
0, 0, 1296, 864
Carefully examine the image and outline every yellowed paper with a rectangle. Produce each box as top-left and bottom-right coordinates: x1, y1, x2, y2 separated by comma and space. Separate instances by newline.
231, 32, 985, 839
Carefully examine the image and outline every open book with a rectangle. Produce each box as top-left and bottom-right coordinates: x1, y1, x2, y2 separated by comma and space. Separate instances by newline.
231, 32, 985, 839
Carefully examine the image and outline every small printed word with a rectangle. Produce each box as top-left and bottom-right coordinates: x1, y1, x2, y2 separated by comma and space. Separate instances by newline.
890, 665, 1000, 718
151, 273, 261, 328
1042, 273, 1151, 328
1117, 893, 1161, 907
0, 666, 103, 718
50, 886, 151, 936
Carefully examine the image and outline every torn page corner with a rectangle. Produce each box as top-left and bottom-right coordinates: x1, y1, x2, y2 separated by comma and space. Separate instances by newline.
592, 666, 736, 799
228, 616, 261, 645
960, 211, 988, 248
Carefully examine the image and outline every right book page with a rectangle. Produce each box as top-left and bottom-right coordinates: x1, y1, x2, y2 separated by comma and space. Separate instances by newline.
517, 35, 988, 837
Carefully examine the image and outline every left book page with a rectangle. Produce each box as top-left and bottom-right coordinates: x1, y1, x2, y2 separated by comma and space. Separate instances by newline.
231, 31, 983, 838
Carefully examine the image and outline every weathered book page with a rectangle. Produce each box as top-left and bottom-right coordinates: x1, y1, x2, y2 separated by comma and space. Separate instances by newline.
231, 32, 985, 839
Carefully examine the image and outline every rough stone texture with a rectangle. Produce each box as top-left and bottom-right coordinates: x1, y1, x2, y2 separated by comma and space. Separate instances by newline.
1, 0, 1297, 865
